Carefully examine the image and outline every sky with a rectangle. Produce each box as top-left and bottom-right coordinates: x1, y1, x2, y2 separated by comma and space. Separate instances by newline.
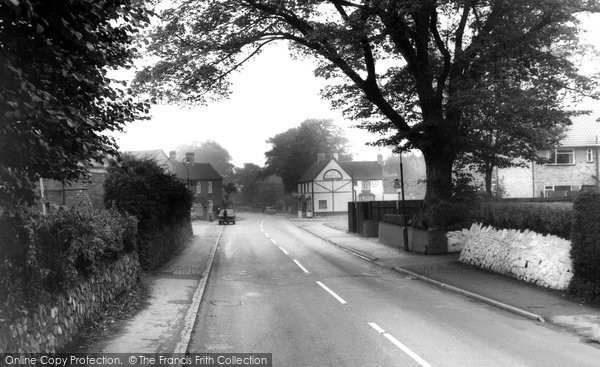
114, 11, 600, 168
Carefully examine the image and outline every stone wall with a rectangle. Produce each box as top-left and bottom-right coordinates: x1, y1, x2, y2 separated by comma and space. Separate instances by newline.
0, 253, 140, 353
459, 223, 573, 290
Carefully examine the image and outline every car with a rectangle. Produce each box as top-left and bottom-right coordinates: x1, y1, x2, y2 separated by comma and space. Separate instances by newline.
264, 206, 277, 215
218, 208, 236, 225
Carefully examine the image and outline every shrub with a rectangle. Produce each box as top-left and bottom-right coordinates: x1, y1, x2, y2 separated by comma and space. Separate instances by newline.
476, 201, 573, 239
569, 190, 600, 302
103, 155, 193, 270
103, 155, 192, 232
382, 214, 406, 226
0, 208, 137, 310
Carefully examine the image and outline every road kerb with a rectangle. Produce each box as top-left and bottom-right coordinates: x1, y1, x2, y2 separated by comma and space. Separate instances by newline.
173, 225, 225, 360
392, 266, 546, 323
296, 223, 546, 324
297, 225, 378, 262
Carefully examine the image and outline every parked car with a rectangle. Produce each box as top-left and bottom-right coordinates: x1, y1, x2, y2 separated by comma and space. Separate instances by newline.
264, 206, 277, 215
218, 208, 236, 225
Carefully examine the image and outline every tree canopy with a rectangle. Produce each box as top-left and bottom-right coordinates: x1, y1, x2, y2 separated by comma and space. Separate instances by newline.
264, 119, 350, 192
134, 0, 600, 208
174, 140, 235, 178
0, 0, 150, 213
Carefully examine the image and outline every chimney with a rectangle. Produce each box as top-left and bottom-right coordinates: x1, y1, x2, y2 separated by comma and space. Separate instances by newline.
332, 152, 339, 161
185, 152, 195, 163
317, 153, 327, 162
169, 151, 176, 161
377, 154, 383, 165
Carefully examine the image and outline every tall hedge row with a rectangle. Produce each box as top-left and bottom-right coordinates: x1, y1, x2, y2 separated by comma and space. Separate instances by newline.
103, 155, 193, 270
476, 201, 573, 240
569, 191, 600, 302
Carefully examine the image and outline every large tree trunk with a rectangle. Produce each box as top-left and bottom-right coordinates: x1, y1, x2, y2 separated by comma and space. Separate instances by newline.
484, 163, 493, 196
422, 148, 456, 203
411, 147, 457, 254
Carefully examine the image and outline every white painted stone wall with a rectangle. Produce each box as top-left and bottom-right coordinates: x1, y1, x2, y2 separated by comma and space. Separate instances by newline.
459, 223, 573, 290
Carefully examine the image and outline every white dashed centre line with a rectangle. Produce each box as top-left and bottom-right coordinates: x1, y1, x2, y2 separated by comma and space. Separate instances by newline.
293, 259, 310, 274
316, 281, 347, 305
368, 322, 432, 367
270, 238, 277, 245
279, 246, 289, 255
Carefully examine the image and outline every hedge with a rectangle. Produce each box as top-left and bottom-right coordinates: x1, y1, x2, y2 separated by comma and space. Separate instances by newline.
475, 201, 573, 240
103, 155, 193, 270
0, 208, 137, 315
569, 191, 600, 302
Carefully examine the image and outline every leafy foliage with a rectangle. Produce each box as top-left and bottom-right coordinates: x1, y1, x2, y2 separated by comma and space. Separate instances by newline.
476, 201, 573, 239
0, 208, 137, 311
134, 0, 600, 208
264, 119, 350, 192
570, 190, 600, 302
174, 140, 235, 178
0, 0, 151, 213
103, 155, 192, 233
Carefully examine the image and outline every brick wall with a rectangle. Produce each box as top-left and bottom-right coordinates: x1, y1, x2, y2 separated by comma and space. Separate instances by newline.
497, 148, 600, 198
41, 168, 107, 210
532, 148, 598, 197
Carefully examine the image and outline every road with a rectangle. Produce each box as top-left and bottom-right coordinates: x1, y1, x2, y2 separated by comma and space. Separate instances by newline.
188, 213, 600, 366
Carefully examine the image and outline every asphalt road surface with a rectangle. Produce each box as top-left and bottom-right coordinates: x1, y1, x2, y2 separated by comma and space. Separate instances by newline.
188, 213, 600, 366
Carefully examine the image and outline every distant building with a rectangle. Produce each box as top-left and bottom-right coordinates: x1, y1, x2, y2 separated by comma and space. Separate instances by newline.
496, 116, 600, 197
129, 150, 224, 218
296, 153, 384, 216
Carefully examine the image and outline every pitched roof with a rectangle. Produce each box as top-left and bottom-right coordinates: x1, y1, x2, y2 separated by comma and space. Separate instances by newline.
169, 161, 223, 181
298, 160, 330, 182
560, 116, 600, 147
298, 158, 383, 182
127, 149, 170, 167
339, 161, 383, 180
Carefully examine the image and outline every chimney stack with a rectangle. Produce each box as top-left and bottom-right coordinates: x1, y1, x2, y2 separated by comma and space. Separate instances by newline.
317, 153, 327, 162
332, 152, 339, 161
377, 154, 383, 165
185, 152, 195, 163
169, 151, 176, 161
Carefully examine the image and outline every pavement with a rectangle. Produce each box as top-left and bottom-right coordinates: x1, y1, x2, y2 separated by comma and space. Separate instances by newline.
77, 221, 223, 354
291, 215, 600, 344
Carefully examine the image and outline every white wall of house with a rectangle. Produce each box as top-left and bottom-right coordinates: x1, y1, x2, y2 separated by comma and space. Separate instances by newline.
312, 160, 354, 213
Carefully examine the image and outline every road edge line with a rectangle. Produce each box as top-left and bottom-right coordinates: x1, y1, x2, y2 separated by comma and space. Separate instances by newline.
296, 225, 378, 262
173, 225, 225, 359
295, 222, 546, 323
392, 266, 546, 323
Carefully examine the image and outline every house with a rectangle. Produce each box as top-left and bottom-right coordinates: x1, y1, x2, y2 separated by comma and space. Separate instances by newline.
497, 116, 600, 198
296, 153, 384, 216
129, 150, 224, 218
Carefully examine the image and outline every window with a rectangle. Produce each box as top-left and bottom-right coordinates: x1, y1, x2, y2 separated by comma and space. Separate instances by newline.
587, 149, 594, 163
318, 200, 327, 209
549, 149, 574, 164
196, 182, 202, 194
208, 182, 213, 194
362, 180, 370, 189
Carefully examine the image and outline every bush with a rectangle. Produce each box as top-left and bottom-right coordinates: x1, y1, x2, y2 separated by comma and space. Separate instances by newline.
382, 214, 407, 226
103, 155, 193, 270
103, 155, 192, 232
569, 191, 600, 302
476, 201, 573, 239
0, 208, 137, 309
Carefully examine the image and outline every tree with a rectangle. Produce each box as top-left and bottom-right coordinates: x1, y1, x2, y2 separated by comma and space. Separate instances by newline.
174, 140, 235, 178
0, 0, 150, 213
134, 1, 599, 221
233, 163, 263, 205
264, 119, 350, 192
